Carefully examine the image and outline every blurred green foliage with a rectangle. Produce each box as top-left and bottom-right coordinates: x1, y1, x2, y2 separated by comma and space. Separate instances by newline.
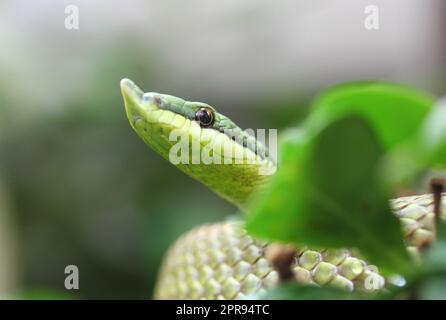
247, 115, 411, 272
307, 82, 435, 149
417, 100, 446, 168
247, 82, 446, 299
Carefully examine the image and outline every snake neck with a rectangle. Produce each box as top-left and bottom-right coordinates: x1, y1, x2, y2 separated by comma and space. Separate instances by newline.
137, 121, 275, 209
192, 161, 275, 211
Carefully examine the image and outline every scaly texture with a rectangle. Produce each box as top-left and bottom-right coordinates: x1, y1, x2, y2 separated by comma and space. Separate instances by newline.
154, 193, 446, 299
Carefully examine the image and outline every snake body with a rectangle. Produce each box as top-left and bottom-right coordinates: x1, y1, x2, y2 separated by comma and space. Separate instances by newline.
120, 79, 445, 299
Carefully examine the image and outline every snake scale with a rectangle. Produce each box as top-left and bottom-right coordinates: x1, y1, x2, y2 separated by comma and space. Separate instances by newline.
120, 78, 445, 299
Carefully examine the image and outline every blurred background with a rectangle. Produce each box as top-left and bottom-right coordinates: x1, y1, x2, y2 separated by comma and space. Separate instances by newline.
0, 0, 445, 299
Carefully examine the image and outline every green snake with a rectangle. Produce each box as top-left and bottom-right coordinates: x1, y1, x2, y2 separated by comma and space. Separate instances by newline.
120, 78, 445, 299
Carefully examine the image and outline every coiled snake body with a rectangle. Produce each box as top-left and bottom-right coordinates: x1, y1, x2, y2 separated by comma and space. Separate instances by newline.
120, 79, 445, 299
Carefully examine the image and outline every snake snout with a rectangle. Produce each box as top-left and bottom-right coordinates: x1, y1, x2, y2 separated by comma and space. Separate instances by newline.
121, 78, 145, 123
120, 78, 143, 101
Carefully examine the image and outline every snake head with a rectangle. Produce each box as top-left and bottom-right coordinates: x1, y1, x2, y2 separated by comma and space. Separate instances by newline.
120, 78, 275, 208
121, 78, 219, 159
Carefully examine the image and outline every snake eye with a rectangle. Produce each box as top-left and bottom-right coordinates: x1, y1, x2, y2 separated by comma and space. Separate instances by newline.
195, 107, 215, 127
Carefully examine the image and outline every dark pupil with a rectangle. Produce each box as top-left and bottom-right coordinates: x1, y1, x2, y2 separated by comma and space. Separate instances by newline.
195, 108, 214, 126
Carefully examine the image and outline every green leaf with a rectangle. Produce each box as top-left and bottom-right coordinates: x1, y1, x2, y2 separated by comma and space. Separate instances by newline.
417, 98, 446, 168
378, 98, 446, 188
308, 81, 435, 150
247, 115, 411, 272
